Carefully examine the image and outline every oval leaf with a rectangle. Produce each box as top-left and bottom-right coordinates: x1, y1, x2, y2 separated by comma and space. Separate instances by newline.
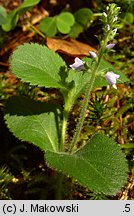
39, 17, 57, 37
0, 6, 7, 25
124, 12, 134, 24
69, 22, 83, 38
10, 43, 67, 89
2, 10, 19, 32
74, 8, 93, 26
19, 0, 41, 12
2, 0, 40, 31
46, 133, 128, 195
57, 12, 75, 34
65, 69, 90, 102
4, 96, 62, 152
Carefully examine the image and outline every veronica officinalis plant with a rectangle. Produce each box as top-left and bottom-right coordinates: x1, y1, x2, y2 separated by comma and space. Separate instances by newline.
5, 4, 129, 197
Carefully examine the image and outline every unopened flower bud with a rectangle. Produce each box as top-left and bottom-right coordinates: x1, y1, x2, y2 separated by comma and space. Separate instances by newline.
103, 12, 107, 17
114, 16, 118, 22
89, 51, 97, 58
69, 57, 85, 71
106, 24, 111, 31
106, 43, 115, 49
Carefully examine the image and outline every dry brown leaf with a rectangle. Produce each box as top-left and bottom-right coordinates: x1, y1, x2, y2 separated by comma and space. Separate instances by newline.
47, 38, 96, 57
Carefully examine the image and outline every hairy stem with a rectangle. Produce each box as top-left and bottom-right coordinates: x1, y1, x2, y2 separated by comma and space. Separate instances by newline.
59, 109, 69, 152
59, 88, 75, 152
68, 68, 97, 153
69, 49, 104, 153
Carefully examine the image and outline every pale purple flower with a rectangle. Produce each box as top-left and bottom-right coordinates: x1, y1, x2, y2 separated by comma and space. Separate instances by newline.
69, 57, 85, 71
105, 71, 120, 89
106, 43, 115, 49
89, 51, 97, 58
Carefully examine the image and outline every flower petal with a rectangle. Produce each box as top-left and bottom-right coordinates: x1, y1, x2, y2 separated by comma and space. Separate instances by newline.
106, 43, 115, 49
112, 84, 117, 89
89, 51, 97, 58
69, 57, 85, 71
105, 71, 120, 87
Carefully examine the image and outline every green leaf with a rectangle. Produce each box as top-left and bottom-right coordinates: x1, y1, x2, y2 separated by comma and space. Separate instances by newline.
46, 133, 128, 195
39, 17, 57, 37
69, 8, 93, 38
2, 0, 40, 31
74, 8, 93, 26
10, 43, 67, 89
66, 69, 89, 101
124, 12, 134, 24
2, 10, 19, 32
56, 12, 75, 34
4, 96, 62, 152
69, 22, 83, 38
0, 6, 7, 25
18, 0, 40, 13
